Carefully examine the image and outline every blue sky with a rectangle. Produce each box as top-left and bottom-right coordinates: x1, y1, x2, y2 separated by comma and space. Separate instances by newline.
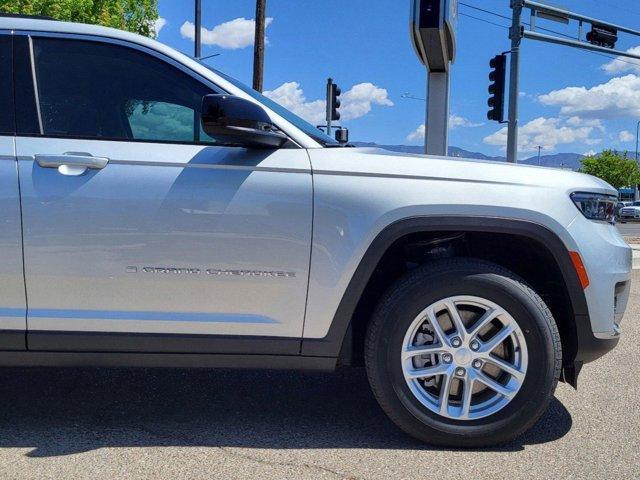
155, 0, 640, 157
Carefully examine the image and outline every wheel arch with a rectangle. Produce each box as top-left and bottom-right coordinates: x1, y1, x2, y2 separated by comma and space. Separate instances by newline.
301, 216, 589, 365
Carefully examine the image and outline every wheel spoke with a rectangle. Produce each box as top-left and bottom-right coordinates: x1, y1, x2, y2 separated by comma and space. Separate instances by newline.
459, 377, 474, 419
401, 295, 528, 421
405, 363, 450, 380
468, 307, 502, 338
476, 371, 517, 398
483, 354, 526, 381
481, 322, 516, 353
426, 308, 449, 347
439, 371, 454, 415
444, 300, 466, 340
401, 344, 448, 361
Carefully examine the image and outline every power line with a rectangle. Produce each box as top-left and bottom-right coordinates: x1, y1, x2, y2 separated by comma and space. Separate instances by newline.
459, 2, 512, 22
459, 2, 640, 69
459, 12, 509, 30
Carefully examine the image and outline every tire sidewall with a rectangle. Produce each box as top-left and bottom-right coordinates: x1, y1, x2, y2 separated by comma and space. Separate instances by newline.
369, 263, 559, 443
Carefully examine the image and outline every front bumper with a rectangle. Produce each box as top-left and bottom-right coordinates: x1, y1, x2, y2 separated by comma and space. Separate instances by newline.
566, 216, 631, 363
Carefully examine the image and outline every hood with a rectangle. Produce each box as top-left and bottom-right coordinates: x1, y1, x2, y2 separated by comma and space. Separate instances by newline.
331, 148, 617, 195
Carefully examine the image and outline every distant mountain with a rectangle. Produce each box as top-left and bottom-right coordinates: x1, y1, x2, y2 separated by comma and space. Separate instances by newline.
520, 153, 584, 170
351, 142, 585, 170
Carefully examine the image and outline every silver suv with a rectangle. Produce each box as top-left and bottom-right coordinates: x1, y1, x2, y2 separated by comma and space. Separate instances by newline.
0, 16, 631, 447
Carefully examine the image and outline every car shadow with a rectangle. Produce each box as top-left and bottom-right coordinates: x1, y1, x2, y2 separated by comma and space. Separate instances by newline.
0, 367, 572, 457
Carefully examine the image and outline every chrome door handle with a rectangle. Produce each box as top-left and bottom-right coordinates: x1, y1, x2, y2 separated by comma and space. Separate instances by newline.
35, 153, 109, 176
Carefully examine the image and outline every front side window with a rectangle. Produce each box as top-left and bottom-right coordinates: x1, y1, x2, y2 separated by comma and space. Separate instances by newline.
0, 35, 14, 134
32, 37, 219, 144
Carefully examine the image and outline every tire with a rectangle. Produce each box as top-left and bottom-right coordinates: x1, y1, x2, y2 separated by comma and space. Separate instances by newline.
364, 258, 561, 447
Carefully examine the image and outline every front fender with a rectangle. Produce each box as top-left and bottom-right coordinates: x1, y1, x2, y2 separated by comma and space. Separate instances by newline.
301, 216, 588, 357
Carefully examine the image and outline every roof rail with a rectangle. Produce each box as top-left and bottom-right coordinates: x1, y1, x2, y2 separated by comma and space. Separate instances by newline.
0, 13, 56, 21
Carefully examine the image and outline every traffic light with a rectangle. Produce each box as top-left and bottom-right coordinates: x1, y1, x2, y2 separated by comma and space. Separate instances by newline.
326, 78, 341, 122
586, 24, 618, 49
487, 54, 507, 123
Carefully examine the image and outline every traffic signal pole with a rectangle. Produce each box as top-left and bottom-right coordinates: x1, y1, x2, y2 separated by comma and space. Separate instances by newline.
326, 79, 334, 137
194, 0, 201, 59
506, 0, 640, 164
506, 1, 523, 164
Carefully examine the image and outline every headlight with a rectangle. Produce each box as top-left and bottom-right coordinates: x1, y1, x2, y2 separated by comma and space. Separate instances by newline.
570, 192, 617, 224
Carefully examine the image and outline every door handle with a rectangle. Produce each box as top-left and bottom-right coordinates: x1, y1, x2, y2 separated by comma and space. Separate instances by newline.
35, 153, 109, 176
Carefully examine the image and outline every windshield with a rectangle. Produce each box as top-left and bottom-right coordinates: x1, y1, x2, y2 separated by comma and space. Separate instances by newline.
199, 63, 339, 146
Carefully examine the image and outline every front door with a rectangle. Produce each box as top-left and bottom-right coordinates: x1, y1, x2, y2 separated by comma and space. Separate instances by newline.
0, 33, 27, 350
15, 35, 312, 353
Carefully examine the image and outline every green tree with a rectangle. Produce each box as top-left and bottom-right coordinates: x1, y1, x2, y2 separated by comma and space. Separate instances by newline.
0, 0, 159, 37
580, 150, 640, 190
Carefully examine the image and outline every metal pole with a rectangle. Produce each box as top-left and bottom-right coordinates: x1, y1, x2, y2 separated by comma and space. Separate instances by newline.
524, 0, 640, 37
252, 0, 266, 92
507, 0, 523, 163
523, 30, 640, 61
537, 145, 542, 165
194, 0, 201, 59
326, 78, 333, 137
425, 71, 450, 156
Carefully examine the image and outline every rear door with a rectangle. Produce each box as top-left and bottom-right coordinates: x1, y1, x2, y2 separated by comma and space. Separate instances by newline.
0, 33, 27, 350
14, 34, 313, 353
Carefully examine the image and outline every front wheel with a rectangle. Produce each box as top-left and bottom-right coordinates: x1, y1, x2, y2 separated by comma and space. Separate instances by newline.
365, 258, 561, 447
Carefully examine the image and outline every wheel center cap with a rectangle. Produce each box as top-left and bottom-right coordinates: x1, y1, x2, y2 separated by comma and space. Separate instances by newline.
454, 348, 472, 366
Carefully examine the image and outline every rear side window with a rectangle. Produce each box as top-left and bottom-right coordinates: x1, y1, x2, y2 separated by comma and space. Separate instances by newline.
0, 35, 14, 134
31, 37, 220, 144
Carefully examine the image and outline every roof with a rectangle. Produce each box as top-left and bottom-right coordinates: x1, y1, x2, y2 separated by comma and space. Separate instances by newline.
0, 16, 160, 50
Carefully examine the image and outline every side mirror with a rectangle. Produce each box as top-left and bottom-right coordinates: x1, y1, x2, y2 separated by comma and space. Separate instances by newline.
201, 94, 288, 149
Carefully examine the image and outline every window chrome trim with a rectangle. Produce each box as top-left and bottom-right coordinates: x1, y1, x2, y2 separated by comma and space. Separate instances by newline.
27, 36, 43, 134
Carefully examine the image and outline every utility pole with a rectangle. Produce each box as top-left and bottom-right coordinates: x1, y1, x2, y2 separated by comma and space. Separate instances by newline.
194, 0, 201, 59
506, 0, 523, 163
252, 0, 266, 92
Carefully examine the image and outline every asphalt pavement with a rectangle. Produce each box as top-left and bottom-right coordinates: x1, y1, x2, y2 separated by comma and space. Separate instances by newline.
617, 222, 640, 237
0, 276, 639, 479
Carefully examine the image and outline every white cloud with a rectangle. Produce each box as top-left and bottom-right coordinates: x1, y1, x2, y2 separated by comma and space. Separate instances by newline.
340, 83, 393, 120
263, 82, 327, 124
483, 116, 600, 152
583, 149, 597, 157
406, 115, 483, 142
602, 46, 640, 75
180, 17, 273, 50
153, 17, 167, 37
620, 130, 635, 142
407, 124, 425, 142
263, 82, 393, 124
450, 114, 484, 129
565, 116, 604, 129
538, 74, 640, 119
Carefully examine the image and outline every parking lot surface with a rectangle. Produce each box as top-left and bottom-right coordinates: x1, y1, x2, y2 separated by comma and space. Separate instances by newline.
0, 274, 638, 480
617, 222, 640, 237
